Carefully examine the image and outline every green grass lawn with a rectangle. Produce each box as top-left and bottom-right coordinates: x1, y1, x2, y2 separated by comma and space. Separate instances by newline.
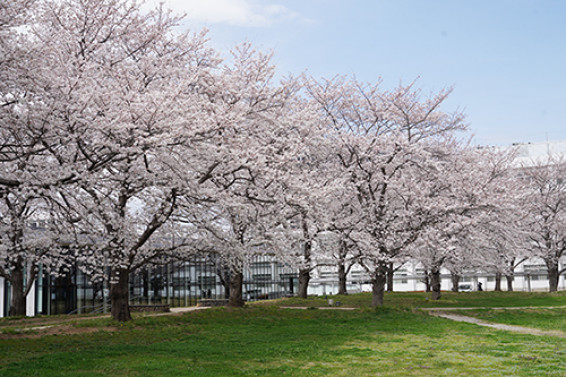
1, 292, 565, 376
272, 290, 566, 309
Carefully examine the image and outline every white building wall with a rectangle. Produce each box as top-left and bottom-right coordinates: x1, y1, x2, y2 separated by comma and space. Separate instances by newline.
308, 257, 566, 295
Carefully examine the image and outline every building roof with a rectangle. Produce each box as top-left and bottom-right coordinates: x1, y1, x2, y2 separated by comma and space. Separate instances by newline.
497, 139, 566, 167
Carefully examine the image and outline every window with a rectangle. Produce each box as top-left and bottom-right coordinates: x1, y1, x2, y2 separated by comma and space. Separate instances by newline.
251, 262, 272, 270
280, 273, 298, 280
530, 274, 548, 281
524, 264, 546, 273
395, 270, 408, 284
319, 271, 337, 279
252, 274, 272, 282
197, 276, 216, 289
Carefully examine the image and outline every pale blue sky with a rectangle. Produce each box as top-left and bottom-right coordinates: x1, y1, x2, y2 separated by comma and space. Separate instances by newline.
155, 0, 566, 146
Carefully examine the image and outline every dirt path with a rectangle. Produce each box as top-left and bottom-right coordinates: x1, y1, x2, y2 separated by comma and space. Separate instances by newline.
426, 310, 566, 339
281, 305, 566, 338
279, 306, 358, 311
0, 306, 209, 337
420, 305, 566, 311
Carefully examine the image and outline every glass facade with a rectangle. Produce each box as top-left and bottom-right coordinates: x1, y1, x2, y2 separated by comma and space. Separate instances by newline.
14, 255, 298, 316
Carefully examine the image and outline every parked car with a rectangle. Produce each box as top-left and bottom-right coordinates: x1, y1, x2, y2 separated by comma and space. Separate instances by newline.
458, 283, 473, 292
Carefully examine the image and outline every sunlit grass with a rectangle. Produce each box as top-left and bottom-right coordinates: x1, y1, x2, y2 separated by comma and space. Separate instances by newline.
1, 296, 566, 376
263, 290, 566, 309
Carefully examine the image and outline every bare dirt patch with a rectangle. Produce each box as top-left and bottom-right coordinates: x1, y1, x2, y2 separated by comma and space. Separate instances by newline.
0, 306, 206, 340
0, 324, 118, 339
0, 314, 110, 328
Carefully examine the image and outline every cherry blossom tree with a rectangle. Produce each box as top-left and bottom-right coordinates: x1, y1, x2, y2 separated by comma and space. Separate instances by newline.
182, 42, 323, 303
0, 191, 72, 315
412, 145, 517, 299
270, 208, 321, 299
186, 198, 273, 307
0, 0, 36, 98
461, 147, 528, 291
519, 155, 566, 292
326, 226, 361, 295
308, 173, 367, 296
25, 0, 224, 321
269, 152, 339, 298
0, 0, 78, 316
467, 212, 529, 291
304, 75, 467, 306
6, 0, 318, 321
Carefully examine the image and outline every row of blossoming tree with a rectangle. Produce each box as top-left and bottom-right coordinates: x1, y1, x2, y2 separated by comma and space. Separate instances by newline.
2, 0, 565, 321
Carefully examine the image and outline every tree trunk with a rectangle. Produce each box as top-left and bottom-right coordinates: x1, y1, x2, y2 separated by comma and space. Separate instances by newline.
298, 268, 310, 298
430, 268, 442, 300
494, 273, 502, 291
228, 269, 244, 307
9, 267, 27, 317
423, 269, 431, 292
371, 263, 387, 307
298, 213, 312, 299
110, 268, 131, 322
547, 263, 559, 292
217, 266, 231, 299
451, 273, 460, 292
505, 274, 514, 291
337, 263, 347, 295
386, 263, 394, 292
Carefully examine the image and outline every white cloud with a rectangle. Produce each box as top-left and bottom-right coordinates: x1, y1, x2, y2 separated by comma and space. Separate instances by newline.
151, 0, 300, 27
